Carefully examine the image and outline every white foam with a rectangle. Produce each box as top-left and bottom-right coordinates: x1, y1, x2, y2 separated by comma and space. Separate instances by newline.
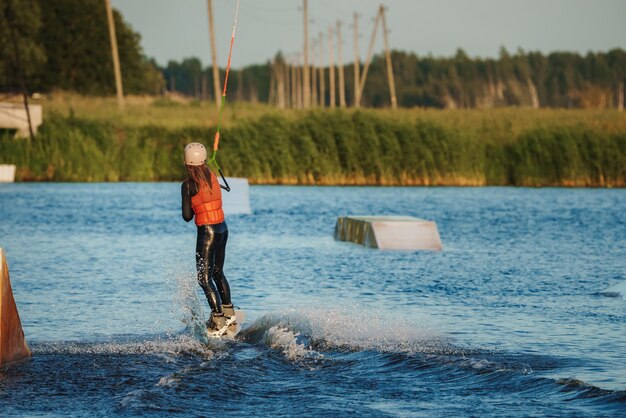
157, 375, 181, 388
33, 336, 213, 358
601, 280, 626, 299
264, 325, 319, 360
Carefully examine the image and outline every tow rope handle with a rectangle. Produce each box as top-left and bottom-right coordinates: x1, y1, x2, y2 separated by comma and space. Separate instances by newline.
218, 167, 231, 192
208, 131, 230, 192
207, 150, 230, 192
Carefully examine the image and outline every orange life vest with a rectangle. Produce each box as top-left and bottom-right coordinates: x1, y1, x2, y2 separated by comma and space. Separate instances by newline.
191, 174, 224, 226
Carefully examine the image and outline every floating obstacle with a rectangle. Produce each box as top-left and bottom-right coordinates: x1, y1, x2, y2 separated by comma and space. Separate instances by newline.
0, 103, 42, 138
334, 216, 442, 251
0, 248, 31, 366
0, 165, 16, 183
223, 177, 251, 215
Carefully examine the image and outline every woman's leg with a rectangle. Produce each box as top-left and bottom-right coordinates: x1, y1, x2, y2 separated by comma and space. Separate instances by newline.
196, 225, 222, 313
211, 223, 231, 305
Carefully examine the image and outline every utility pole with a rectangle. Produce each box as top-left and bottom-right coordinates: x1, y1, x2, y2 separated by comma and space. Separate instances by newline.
277, 59, 286, 109
336, 20, 346, 108
380, 6, 397, 109
268, 60, 276, 105
207, 0, 221, 110
105, 0, 124, 108
285, 59, 291, 108
311, 40, 318, 106
318, 32, 326, 107
353, 13, 361, 108
286, 58, 291, 108
302, 0, 310, 108
290, 57, 297, 108
357, 8, 382, 107
328, 26, 336, 108
296, 53, 303, 109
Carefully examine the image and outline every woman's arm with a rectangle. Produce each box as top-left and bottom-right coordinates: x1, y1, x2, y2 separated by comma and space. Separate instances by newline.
181, 180, 195, 222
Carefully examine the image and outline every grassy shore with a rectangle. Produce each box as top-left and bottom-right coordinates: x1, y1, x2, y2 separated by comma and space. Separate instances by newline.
1, 94, 625, 186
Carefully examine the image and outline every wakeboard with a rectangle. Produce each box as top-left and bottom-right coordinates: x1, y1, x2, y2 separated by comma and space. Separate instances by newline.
207, 309, 245, 340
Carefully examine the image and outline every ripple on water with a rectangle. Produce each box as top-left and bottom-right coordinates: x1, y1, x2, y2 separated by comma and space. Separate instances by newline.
1, 184, 625, 416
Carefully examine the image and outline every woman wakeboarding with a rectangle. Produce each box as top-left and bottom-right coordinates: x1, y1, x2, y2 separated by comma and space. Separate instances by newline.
181, 142, 235, 334
180, 0, 241, 337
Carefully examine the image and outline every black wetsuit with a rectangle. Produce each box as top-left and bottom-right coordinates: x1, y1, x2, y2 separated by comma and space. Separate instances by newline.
182, 179, 231, 314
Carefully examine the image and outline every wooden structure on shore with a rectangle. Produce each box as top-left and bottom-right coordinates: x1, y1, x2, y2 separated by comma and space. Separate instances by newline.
0, 103, 42, 138
0, 165, 16, 183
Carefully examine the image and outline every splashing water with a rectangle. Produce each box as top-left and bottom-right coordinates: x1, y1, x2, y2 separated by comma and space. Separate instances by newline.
237, 307, 457, 365
264, 326, 319, 360
171, 271, 211, 343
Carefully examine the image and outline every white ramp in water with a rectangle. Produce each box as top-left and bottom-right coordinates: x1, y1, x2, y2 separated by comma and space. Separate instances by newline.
222, 177, 251, 215
334, 216, 442, 251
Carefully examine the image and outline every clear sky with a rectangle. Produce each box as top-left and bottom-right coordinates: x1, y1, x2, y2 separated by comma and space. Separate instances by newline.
111, 0, 626, 68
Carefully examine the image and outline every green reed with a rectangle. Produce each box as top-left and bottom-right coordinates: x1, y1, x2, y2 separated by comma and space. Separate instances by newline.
1, 108, 624, 186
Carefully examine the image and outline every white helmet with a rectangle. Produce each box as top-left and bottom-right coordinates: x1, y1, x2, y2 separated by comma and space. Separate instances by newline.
184, 142, 207, 166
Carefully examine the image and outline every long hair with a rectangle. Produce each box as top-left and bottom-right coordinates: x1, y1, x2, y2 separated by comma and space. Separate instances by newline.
186, 164, 213, 190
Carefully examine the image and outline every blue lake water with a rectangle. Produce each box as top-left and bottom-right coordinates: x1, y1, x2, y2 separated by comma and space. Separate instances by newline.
0, 183, 625, 416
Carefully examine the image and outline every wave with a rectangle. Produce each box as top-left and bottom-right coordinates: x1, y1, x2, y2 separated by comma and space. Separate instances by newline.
237, 309, 626, 407
238, 309, 539, 378
27, 307, 626, 410
240, 308, 451, 356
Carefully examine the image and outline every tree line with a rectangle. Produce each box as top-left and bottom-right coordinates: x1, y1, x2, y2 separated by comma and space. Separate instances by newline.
164, 48, 626, 110
1, 0, 624, 110
0, 0, 164, 96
